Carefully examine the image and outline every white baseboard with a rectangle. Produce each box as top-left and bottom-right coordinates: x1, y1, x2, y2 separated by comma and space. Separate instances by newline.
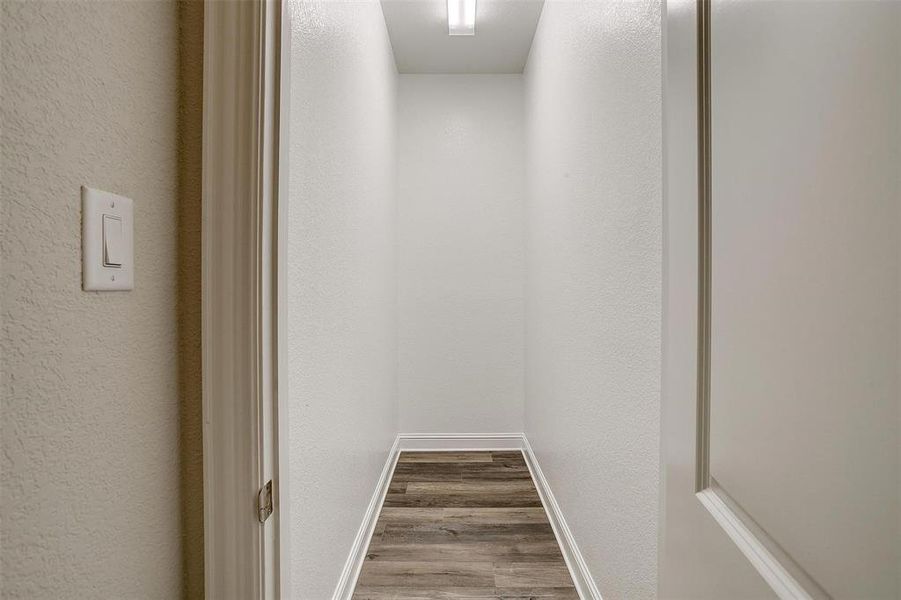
332, 433, 601, 600
331, 437, 401, 600
397, 432, 525, 451
521, 436, 603, 600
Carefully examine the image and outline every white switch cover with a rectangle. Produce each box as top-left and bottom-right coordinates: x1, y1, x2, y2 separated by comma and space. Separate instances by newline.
82, 186, 133, 291
103, 215, 123, 267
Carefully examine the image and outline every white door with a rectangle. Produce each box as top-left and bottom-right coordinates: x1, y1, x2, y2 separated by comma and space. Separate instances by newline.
660, 1, 900, 598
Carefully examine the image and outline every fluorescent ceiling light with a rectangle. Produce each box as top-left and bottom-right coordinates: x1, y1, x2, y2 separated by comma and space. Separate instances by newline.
448, 0, 476, 36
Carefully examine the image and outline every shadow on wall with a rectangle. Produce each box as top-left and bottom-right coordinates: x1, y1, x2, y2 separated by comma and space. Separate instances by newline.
177, 1, 205, 598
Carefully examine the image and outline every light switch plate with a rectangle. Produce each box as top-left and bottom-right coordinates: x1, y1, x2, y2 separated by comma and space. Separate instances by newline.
82, 186, 134, 291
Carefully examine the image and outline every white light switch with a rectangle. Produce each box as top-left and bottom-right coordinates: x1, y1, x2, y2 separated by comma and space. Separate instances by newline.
102, 215, 123, 267
82, 187, 133, 291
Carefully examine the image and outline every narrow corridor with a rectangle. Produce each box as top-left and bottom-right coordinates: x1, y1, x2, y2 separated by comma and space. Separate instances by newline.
353, 451, 577, 599
4, 1, 900, 598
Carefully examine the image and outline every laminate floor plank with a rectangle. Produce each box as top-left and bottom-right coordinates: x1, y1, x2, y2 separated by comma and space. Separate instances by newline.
493, 589, 579, 600
383, 493, 543, 509
352, 451, 575, 599
365, 541, 566, 563
398, 452, 494, 463
460, 470, 532, 482
404, 481, 537, 495
376, 508, 549, 526
353, 587, 580, 600
356, 561, 495, 587
494, 563, 574, 588
352, 586, 498, 600
377, 523, 556, 545
391, 469, 465, 483
392, 464, 531, 483
389, 481, 409, 494
489, 452, 527, 464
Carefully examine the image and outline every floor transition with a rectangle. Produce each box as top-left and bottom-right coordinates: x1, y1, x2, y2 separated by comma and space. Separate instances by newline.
352, 451, 578, 599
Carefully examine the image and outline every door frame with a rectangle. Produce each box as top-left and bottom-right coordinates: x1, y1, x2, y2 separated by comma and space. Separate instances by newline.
201, 1, 289, 598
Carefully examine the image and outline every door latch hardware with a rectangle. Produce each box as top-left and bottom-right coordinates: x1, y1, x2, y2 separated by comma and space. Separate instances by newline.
258, 480, 273, 523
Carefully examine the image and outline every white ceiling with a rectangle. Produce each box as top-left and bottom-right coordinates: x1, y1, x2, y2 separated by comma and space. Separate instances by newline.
380, 0, 545, 74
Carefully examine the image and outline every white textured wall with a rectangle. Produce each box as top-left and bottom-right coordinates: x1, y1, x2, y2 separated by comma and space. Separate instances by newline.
523, 2, 662, 598
286, 1, 398, 597
397, 75, 525, 433
1, 2, 183, 598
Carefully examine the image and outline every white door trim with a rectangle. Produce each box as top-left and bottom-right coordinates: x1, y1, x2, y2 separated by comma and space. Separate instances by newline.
202, 1, 286, 598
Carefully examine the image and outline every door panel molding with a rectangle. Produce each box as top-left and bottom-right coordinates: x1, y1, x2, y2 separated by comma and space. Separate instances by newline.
692, 2, 830, 598
695, 0, 712, 496
661, 0, 776, 596
697, 481, 827, 600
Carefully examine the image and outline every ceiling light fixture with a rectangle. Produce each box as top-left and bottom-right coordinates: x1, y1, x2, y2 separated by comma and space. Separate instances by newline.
448, 0, 476, 36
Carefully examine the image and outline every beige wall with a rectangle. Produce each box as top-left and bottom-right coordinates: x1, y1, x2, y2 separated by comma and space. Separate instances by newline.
1, 1, 203, 598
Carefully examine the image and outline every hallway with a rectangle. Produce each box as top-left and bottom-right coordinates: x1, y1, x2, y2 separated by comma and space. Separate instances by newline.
353, 451, 577, 599
3, 0, 900, 598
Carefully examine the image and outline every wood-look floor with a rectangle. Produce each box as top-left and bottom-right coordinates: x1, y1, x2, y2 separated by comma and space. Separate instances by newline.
352, 451, 577, 600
